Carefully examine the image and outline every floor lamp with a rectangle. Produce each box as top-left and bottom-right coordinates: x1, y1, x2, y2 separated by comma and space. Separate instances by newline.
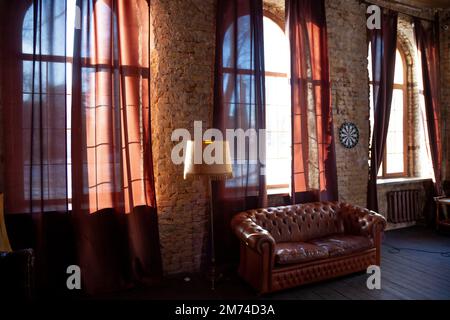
183, 140, 233, 290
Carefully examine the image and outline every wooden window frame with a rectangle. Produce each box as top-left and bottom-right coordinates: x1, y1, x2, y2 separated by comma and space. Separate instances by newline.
378, 46, 409, 179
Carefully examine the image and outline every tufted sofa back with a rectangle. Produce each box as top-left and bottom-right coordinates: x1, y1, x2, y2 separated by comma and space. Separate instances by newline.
245, 201, 344, 243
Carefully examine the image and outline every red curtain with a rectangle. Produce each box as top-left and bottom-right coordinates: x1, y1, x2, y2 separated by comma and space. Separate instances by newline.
367, 11, 398, 212
287, 0, 338, 204
414, 16, 443, 197
0, 0, 161, 295
212, 0, 266, 263
0, 0, 74, 294
1, 0, 69, 214
71, 0, 161, 294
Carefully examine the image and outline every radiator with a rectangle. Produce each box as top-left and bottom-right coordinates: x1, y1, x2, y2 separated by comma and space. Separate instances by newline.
387, 189, 421, 223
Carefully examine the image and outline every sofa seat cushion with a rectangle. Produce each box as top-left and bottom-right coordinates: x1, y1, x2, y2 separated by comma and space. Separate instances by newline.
308, 234, 374, 257
275, 242, 329, 265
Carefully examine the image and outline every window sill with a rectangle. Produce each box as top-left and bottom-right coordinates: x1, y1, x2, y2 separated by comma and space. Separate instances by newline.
377, 177, 433, 186
267, 187, 290, 196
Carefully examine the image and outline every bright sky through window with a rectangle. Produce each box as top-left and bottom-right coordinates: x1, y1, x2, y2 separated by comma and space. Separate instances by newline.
263, 17, 291, 192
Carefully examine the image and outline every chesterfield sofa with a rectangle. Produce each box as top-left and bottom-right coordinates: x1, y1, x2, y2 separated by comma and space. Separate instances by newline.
231, 202, 386, 294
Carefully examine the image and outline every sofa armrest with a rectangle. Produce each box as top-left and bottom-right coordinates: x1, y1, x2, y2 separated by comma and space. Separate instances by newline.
339, 203, 387, 239
231, 214, 275, 254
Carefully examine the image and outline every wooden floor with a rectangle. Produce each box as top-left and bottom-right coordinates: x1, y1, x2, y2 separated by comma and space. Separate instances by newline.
100, 226, 450, 300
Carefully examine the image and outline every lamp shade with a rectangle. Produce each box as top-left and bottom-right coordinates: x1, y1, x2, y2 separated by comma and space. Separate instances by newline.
183, 140, 233, 181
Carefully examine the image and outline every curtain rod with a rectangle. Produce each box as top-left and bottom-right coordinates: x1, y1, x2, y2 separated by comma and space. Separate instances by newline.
359, 0, 437, 22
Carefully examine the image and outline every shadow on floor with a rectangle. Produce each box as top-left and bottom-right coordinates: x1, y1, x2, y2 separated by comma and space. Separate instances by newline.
95, 226, 450, 300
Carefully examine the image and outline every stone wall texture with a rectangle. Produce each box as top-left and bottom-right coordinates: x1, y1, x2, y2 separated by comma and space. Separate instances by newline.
325, 0, 370, 207
150, 0, 216, 274
441, 9, 450, 182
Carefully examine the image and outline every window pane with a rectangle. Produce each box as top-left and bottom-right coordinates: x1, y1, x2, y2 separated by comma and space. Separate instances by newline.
418, 93, 434, 178
264, 17, 291, 189
368, 43, 376, 174
22, 0, 69, 56
223, 15, 252, 70
394, 50, 404, 84
385, 89, 404, 174
263, 17, 290, 73
21, 0, 76, 204
368, 44, 372, 82
265, 77, 290, 109
386, 154, 404, 174
416, 49, 424, 91
369, 46, 407, 178
369, 83, 374, 145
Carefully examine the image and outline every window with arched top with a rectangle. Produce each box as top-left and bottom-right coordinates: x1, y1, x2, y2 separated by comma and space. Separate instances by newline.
221, 14, 291, 193
21, 0, 77, 206
263, 16, 291, 193
19, 0, 151, 212
369, 45, 408, 178
384, 48, 407, 177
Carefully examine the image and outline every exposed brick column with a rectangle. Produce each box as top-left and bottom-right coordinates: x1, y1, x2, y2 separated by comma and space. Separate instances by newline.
150, 0, 216, 275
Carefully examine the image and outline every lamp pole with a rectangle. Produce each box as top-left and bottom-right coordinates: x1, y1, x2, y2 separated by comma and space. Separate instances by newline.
183, 140, 232, 290
208, 177, 217, 290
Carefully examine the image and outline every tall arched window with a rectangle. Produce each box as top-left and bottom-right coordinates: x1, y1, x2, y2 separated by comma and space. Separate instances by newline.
263, 16, 291, 193
369, 46, 407, 178
384, 48, 407, 177
21, 0, 77, 208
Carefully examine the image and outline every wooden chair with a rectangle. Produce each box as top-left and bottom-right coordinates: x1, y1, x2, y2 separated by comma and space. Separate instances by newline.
434, 195, 450, 232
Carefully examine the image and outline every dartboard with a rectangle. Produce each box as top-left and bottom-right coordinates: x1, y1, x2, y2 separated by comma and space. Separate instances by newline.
339, 122, 359, 149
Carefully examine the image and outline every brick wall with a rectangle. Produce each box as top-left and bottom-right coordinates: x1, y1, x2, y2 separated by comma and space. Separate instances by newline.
440, 9, 450, 182
326, 0, 369, 207
150, 0, 216, 274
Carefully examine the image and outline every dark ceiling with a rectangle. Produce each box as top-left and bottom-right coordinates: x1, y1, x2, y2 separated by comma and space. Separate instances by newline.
265, 0, 450, 9
404, 0, 450, 8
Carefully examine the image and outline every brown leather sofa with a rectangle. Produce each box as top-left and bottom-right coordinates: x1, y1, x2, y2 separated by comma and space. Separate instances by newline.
231, 202, 386, 294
